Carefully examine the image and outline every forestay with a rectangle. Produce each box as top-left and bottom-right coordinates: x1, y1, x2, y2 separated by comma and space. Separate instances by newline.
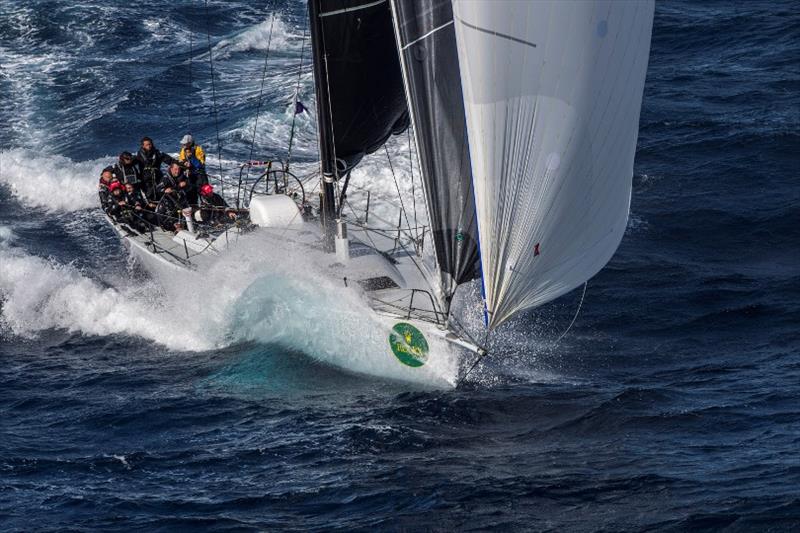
452, 0, 655, 328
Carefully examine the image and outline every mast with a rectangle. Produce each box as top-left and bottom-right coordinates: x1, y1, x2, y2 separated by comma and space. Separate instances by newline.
308, 0, 337, 251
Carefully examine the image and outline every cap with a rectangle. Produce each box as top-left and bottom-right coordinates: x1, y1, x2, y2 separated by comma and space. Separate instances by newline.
199, 184, 213, 197
109, 181, 123, 192
180, 134, 194, 145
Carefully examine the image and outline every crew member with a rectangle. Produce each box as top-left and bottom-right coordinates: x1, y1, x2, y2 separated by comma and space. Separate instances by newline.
178, 134, 207, 191
106, 181, 127, 222
136, 136, 175, 201
156, 163, 194, 233
98, 167, 118, 214
197, 184, 237, 226
113, 151, 142, 189
123, 182, 155, 231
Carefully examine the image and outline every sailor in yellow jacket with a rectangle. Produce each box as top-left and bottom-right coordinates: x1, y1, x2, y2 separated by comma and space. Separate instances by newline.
178, 134, 208, 188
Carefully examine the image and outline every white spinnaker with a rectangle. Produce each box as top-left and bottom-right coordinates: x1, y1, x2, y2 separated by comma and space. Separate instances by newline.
452, 0, 654, 328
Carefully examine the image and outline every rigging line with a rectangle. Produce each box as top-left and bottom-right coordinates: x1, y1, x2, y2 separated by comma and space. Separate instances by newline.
553, 282, 588, 346
456, 348, 487, 387
384, 144, 415, 244
455, 325, 492, 387
318, 0, 386, 18
407, 127, 418, 243
203, 0, 224, 197
187, 17, 193, 130
242, 12, 276, 207
286, 5, 309, 169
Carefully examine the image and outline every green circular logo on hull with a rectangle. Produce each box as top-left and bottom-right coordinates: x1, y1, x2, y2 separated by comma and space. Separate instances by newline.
389, 322, 429, 367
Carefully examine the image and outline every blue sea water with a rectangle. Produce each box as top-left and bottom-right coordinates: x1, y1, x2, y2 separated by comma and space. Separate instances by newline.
1, 1, 799, 531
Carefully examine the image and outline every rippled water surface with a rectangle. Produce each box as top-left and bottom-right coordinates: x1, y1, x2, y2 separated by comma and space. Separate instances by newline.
1, 1, 799, 530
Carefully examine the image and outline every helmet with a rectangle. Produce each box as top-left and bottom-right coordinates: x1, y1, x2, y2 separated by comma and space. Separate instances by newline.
199, 184, 214, 197
109, 181, 123, 192
180, 134, 194, 145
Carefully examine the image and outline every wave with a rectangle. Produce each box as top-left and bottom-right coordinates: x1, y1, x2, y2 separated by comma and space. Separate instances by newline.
0, 225, 15, 244
0, 230, 458, 388
0, 149, 108, 213
212, 16, 301, 59
0, 246, 213, 351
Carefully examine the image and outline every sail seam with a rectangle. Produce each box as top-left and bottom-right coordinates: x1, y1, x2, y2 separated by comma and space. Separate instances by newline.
401, 20, 454, 50
319, 0, 386, 18
455, 16, 537, 49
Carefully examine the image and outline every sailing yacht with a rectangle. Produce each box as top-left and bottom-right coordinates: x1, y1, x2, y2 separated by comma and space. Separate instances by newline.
106, 0, 655, 385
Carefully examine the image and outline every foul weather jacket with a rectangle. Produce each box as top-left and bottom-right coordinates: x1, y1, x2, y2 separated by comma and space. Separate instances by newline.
113, 162, 143, 188
199, 192, 231, 225
136, 146, 175, 199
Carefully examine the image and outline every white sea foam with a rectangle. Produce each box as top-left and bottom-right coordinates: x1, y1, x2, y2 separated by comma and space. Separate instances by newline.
0, 247, 213, 351
212, 16, 300, 59
0, 226, 14, 243
209, 233, 458, 387
0, 231, 457, 387
0, 149, 108, 213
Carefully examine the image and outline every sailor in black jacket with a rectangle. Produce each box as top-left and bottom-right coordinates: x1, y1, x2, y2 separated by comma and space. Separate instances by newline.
98, 167, 118, 214
156, 163, 193, 232
136, 136, 175, 200
113, 151, 143, 189
197, 183, 236, 226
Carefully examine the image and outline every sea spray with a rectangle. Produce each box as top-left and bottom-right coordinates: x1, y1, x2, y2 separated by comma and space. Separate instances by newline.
162, 229, 459, 387
0, 149, 108, 212
0, 228, 458, 387
0, 247, 212, 350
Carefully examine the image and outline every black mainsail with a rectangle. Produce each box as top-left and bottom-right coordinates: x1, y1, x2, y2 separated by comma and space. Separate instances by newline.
309, 0, 409, 174
309, 0, 410, 246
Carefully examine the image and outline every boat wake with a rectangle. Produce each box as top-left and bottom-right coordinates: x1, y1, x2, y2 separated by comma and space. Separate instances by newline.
0, 226, 458, 388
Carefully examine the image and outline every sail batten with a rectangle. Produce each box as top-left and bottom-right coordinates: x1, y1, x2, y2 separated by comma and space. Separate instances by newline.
452, 0, 655, 328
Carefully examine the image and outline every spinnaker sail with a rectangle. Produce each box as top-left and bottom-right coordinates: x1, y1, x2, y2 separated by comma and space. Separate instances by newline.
452, 0, 655, 328
390, 0, 480, 301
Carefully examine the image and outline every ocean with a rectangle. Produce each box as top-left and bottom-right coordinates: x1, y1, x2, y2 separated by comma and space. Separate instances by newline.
1, 1, 799, 530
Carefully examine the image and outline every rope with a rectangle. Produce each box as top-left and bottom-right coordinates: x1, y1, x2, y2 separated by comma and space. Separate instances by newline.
187, 18, 193, 130
384, 145, 415, 241
456, 282, 588, 387
244, 12, 276, 192
286, 5, 309, 169
203, 0, 224, 197
553, 281, 588, 345
457, 348, 487, 387
407, 127, 418, 242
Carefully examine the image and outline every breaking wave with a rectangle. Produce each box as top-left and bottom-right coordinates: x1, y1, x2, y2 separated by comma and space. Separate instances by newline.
0, 149, 108, 213
0, 231, 458, 388
212, 16, 300, 59
0, 246, 213, 351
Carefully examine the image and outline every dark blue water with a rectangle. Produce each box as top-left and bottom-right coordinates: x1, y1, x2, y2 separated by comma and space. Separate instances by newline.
2, 1, 799, 530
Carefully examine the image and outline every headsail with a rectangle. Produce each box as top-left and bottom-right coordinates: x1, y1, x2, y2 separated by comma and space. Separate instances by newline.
308, 0, 409, 174
390, 0, 480, 300
452, 0, 655, 328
